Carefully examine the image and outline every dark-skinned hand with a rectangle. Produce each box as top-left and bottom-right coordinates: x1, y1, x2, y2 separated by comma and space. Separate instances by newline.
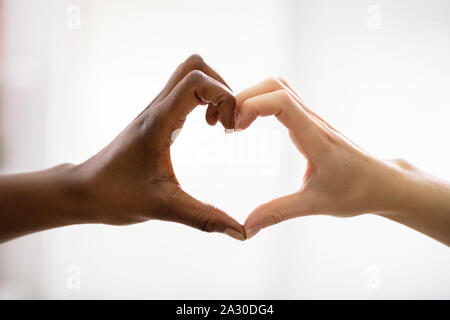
76, 54, 245, 240
0, 54, 245, 243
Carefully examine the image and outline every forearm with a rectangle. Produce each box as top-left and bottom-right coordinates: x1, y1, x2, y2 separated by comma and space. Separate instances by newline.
378, 161, 450, 246
0, 164, 92, 243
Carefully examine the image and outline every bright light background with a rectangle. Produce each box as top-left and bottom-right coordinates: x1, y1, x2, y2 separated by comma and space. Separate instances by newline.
0, 0, 450, 299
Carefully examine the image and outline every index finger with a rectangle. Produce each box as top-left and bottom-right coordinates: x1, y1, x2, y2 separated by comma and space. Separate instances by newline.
236, 89, 324, 159
157, 54, 232, 103
164, 70, 236, 129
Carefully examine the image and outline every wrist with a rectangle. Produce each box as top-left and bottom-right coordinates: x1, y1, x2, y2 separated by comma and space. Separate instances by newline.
372, 159, 450, 245
60, 163, 98, 225
0, 163, 97, 242
367, 158, 413, 216
370, 158, 446, 220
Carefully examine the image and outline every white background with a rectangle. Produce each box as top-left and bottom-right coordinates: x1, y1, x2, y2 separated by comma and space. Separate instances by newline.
0, 0, 449, 299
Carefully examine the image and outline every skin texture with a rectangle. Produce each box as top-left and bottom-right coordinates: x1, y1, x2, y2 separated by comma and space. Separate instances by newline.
0, 54, 245, 243
236, 77, 450, 246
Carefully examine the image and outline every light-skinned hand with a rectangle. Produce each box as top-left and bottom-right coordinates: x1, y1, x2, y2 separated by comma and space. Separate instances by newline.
236, 77, 450, 246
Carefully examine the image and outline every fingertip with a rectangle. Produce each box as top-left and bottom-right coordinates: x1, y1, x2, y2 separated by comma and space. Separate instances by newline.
221, 219, 246, 240
219, 115, 234, 131
244, 210, 266, 240
224, 227, 246, 241
243, 202, 278, 239
242, 214, 257, 240
235, 99, 258, 131
231, 107, 249, 131
207, 90, 235, 131
204, 204, 245, 240
244, 223, 262, 240
207, 117, 219, 126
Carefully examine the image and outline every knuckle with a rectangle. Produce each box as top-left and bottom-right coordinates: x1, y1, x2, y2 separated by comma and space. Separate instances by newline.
264, 76, 283, 89
191, 212, 203, 230
191, 212, 215, 233
275, 89, 292, 105
185, 69, 205, 84
276, 76, 287, 85
270, 209, 285, 225
185, 53, 204, 69
204, 219, 216, 233
257, 203, 285, 226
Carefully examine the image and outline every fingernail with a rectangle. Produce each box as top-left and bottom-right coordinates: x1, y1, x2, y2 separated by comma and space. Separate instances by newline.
245, 224, 262, 240
225, 128, 234, 134
224, 228, 246, 241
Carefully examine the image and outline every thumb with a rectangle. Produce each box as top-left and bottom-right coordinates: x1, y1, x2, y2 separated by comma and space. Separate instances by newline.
166, 189, 245, 241
244, 192, 312, 239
